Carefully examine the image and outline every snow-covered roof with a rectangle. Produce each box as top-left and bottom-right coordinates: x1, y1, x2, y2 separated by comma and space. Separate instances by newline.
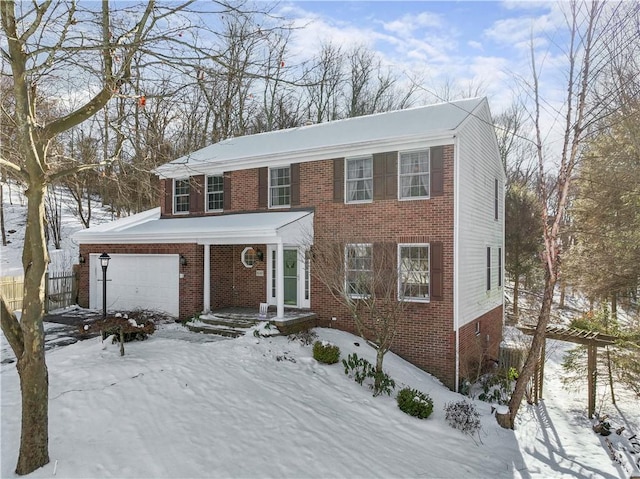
155, 97, 486, 178
74, 208, 314, 245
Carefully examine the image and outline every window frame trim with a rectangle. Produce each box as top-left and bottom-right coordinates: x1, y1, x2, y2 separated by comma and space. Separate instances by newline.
173, 178, 190, 215
268, 165, 291, 209
344, 156, 374, 204
344, 243, 373, 299
397, 243, 431, 303
398, 149, 431, 201
205, 174, 224, 213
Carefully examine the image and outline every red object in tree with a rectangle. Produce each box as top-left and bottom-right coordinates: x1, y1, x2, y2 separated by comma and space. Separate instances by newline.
139, 96, 146, 107
281, 60, 285, 67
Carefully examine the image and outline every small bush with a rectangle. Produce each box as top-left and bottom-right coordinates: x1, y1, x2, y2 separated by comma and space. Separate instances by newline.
444, 400, 481, 435
313, 341, 341, 364
342, 353, 395, 396
397, 387, 434, 419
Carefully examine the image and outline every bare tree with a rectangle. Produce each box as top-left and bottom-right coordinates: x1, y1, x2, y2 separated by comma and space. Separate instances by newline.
0, 0, 279, 473
304, 43, 344, 123
310, 238, 408, 390
501, 1, 639, 429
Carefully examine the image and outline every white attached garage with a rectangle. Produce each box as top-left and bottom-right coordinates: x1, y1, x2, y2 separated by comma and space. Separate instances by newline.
89, 254, 180, 317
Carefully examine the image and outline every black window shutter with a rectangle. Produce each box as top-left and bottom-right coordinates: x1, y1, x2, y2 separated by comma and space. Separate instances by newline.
430, 146, 444, 196
373, 153, 385, 200
333, 158, 344, 202
374, 152, 398, 200
258, 167, 268, 208
431, 241, 444, 301
191, 175, 204, 213
223, 173, 231, 211
164, 179, 173, 215
373, 242, 396, 297
291, 163, 300, 206
385, 152, 397, 199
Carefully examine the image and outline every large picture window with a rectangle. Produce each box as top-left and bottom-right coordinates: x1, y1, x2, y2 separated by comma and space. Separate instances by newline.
270, 167, 290, 207
398, 244, 430, 301
399, 150, 429, 199
206, 175, 224, 211
346, 157, 373, 203
345, 244, 372, 297
174, 179, 190, 214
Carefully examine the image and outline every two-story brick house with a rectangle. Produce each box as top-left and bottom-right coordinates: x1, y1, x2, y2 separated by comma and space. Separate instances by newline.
75, 97, 504, 390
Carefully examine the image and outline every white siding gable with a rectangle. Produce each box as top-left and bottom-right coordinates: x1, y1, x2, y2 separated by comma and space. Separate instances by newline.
455, 100, 505, 329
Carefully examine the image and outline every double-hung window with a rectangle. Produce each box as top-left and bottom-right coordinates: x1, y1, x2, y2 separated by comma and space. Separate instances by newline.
206, 175, 224, 212
398, 244, 430, 301
346, 157, 373, 203
399, 150, 429, 199
174, 179, 190, 214
345, 244, 372, 297
270, 166, 290, 208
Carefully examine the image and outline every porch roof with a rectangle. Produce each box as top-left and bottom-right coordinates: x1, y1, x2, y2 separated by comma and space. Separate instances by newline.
74, 208, 314, 245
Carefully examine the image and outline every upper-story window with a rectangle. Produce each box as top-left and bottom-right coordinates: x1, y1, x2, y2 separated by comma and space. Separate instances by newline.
398, 244, 430, 301
174, 179, 190, 214
399, 150, 429, 199
270, 166, 290, 208
206, 175, 224, 212
346, 156, 373, 203
345, 243, 372, 297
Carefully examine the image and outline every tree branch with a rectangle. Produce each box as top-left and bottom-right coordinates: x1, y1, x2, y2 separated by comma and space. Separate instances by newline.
1, 296, 24, 360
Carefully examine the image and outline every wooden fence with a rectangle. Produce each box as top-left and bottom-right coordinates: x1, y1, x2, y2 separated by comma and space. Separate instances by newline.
0, 271, 77, 313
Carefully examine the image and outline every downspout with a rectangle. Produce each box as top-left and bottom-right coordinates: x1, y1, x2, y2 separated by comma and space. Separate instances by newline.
453, 134, 460, 393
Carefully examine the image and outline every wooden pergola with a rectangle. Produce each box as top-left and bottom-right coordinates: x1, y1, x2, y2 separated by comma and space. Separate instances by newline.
517, 324, 619, 418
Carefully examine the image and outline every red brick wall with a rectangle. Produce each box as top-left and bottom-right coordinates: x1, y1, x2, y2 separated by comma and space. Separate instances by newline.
78, 243, 204, 320
88, 145, 501, 389
458, 305, 504, 385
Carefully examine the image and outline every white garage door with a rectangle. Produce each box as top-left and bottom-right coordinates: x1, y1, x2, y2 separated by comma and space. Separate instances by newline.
90, 254, 179, 317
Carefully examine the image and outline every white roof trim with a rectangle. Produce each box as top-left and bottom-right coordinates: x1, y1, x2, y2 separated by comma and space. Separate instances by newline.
74, 209, 314, 246
155, 98, 485, 179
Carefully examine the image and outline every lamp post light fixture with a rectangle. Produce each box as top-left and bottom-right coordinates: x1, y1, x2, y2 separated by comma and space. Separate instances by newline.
99, 252, 110, 319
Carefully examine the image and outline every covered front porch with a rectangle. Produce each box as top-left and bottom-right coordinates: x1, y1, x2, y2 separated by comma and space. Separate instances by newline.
199, 210, 314, 320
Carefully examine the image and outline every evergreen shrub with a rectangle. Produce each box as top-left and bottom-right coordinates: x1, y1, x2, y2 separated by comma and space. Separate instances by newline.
313, 341, 341, 364
396, 387, 434, 419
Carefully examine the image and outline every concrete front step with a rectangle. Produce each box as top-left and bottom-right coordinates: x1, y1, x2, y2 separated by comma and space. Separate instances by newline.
197, 316, 258, 329
185, 323, 248, 338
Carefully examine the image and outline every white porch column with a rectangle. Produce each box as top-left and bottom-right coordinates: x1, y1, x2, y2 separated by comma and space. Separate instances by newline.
203, 244, 211, 313
276, 242, 284, 319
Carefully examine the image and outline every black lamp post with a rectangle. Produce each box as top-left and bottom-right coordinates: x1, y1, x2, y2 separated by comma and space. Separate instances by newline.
99, 252, 110, 319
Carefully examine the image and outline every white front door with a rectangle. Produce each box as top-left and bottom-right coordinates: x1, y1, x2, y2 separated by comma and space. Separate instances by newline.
266, 246, 310, 308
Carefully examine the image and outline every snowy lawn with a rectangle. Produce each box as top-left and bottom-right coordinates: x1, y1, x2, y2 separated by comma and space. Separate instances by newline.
2, 324, 637, 478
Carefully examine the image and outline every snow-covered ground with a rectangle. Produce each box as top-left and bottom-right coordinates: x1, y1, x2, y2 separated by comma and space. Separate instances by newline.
2, 182, 639, 478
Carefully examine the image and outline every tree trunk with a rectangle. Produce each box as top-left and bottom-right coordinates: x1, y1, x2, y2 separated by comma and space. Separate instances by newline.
501, 270, 555, 429
0, 182, 6, 246
14, 182, 50, 474
16, 349, 49, 475
374, 347, 385, 391
513, 276, 519, 319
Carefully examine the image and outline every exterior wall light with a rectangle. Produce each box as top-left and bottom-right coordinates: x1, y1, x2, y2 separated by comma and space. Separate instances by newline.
180, 255, 187, 266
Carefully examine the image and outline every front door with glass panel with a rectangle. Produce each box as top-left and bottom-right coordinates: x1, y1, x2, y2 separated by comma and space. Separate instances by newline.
283, 249, 298, 306
267, 246, 310, 308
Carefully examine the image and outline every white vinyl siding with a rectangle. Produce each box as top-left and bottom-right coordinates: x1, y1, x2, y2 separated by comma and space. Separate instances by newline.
455, 100, 504, 328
